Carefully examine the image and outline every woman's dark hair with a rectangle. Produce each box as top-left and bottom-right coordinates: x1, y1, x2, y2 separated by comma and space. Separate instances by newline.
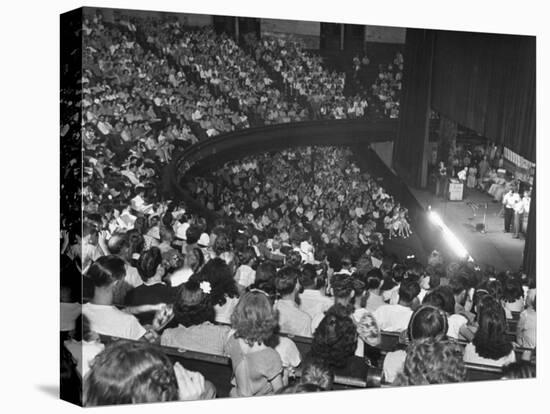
198, 258, 238, 306
173, 278, 215, 327
72, 313, 96, 342
299, 264, 318, 289
398, 280, 421, 304
126, 229, 145, 262
365, 268, 383, 290
502, 361, 536, 379
250, 261, 277, 299
231, 291, 278, 346
275, 267, 300, 296
185, 225, 202, 245
238, 246, 257, 266
189, 247, 205, 273
137, 247, 163, 282
472, 296, 513, 360
86, 255, 126, 288
286, 250, 303, 268
482, 279, 504, 301
83, 341, 179, 406
394, 338, 466, 386
502, 275, 524, 303
331, 273, 356, 299
423, 286, 456, 315
407, 305, 448, 342
310, 304, 358, 369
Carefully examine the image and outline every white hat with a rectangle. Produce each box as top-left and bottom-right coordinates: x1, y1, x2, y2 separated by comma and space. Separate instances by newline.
198, 233, 210, 247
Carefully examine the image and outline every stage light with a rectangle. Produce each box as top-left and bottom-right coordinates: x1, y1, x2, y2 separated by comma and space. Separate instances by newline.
428, 211, 444, 227
428, 210, 473, 262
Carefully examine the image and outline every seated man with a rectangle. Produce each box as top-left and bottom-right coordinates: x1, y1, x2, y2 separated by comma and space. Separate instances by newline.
298, 264, 332, 320
274, 267, 312, 337
373, 280, 420, 332
83, 255, 156, 341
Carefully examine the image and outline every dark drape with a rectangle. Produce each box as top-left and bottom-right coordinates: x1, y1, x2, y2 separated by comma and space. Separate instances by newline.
523, 174, 536, 279
431, 31, 536, 162
393, 29, 435, 186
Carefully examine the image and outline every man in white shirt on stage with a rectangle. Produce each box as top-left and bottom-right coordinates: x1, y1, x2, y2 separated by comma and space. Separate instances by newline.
513, 189, 531, 238
502, 187, 520, 233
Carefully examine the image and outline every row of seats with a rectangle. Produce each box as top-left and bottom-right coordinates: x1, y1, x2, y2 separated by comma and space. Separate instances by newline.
98, 334, 382, 397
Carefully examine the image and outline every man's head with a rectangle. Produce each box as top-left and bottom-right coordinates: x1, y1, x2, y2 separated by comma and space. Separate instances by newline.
448, 274, 469, 306
275, 267, 301, 298
87, 255, 126, 291
107, 232, 130, 260
398, 280, 421, 307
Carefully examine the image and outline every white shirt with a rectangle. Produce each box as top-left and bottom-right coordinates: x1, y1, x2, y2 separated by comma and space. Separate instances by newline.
234, 265, 256, 288
169, 267, 194, 287
124, 264, 143, 288
447, 314, 468, 339
373, 304, 413, 332
503, 192, 520, 209
82, 303, 146, 340
274, 336, 301, 369
463, 342, 516, 367
382, 349, 406, 384
299, 290, 333, 319
274, 299, 312, 337
214, 297, 239, 325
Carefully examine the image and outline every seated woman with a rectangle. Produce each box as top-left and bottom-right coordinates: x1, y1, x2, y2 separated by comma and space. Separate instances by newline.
364, 268, 385, 313
394, 338, 467, 386
226, 291, 284, 397
501, 274, 525, 315
125, 247, 175, 326
198, 258, 240, 324
160, 279, 231, 355
463, 296, 516, 367
84, 341, 214, 406
309, 304, 358, 370
382, 305, 448, 384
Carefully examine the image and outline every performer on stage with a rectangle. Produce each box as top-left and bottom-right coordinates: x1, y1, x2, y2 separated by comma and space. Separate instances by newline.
436, 161, 448, 199
502, 187, 520, 233
514, 189, 531, 238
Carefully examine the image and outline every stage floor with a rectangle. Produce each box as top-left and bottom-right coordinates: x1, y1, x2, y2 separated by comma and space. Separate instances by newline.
408, 185, 524, 272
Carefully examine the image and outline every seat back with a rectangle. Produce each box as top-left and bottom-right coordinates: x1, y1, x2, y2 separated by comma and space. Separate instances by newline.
465, 362, 503, 382
99, 335, 234, 397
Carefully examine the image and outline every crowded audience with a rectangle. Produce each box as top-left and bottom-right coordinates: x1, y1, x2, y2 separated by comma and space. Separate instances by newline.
60, 10, 536, 407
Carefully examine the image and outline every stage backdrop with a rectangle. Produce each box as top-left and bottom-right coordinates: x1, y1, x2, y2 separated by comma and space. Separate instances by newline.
431, 31, 536, 162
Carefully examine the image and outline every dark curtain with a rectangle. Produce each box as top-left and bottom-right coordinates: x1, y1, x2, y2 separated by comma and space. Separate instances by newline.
394, 29, 435, 186
431, 31, 535, 162
523, 174, 536, 280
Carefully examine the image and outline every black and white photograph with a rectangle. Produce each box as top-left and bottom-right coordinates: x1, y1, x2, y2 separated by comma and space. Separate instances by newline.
56, 3, 541, 407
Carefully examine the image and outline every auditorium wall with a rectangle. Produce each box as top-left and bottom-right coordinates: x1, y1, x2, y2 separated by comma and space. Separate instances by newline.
365, 25, 406, 44
94, 7, 213, 26
260, 18, 321, 49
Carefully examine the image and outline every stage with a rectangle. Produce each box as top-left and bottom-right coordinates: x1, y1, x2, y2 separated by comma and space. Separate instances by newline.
407, 185, 525, 272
